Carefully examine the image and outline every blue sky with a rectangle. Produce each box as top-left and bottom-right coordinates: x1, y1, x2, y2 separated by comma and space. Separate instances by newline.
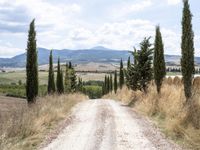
0, 0, 199, 57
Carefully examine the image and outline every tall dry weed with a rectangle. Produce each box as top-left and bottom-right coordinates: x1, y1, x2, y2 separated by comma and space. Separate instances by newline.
105, 80, 200, 149
0, 93, 88, 150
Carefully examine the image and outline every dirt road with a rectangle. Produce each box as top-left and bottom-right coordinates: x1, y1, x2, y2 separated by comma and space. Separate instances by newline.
43, 99, 182, 150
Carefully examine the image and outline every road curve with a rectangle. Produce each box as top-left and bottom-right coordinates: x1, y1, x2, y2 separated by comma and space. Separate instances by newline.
43, 99, 181, 150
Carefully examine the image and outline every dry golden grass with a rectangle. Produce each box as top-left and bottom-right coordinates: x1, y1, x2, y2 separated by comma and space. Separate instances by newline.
0, 93, 88, 150
173, 76, 182, 86
105, 78, 200, 149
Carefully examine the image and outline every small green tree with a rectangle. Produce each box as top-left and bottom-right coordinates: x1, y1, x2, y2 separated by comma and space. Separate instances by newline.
137, 37, 153, 92
119, 59, 124, 89
127, 38, 153, 92
153, 26, 166, 94
26, 19, 38, 104
181, 0, 194, 101
126, 50, 139, 91
48, 50, 56, 94
114, 70, 118, 93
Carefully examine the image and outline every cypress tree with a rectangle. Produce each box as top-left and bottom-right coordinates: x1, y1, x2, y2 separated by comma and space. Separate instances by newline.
60, 69, 64, 93
69, 61, 72, 69
65, 62, 71, 93
70, 68, 77, 92
119, 59, 124, 89
181, 0, 194, 100
110, 74, 113, 92
107, 76, 110, 93
153, 26, 166, 94
114, 70, 118, 93
127, 56, 131, 69
48, 50, 56, 94
104, 75, 107, 94
26, 19, 38, 104
56, 58, 64, 94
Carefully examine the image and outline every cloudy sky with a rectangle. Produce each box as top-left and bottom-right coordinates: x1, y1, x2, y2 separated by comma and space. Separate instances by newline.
0, 0, 199, 57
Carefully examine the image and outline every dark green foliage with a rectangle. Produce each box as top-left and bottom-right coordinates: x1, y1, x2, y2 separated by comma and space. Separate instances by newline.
83, 85, 102, 99
127, 56, 131, 69
26, 19, 38, 104
114, 70, 118, 93
82, 81, 103, 98
119, 59, 124, 89
56, 58, 64, 94
107, 76, 110, 93
137, 37, 153, 92
70, 68, 77, 92
126, 50, 139, 91
181, 0, 194, 100
110, 74, 113, 92
153, 26, 166, 94
18, 80, 22, 85
0, 84, 47, 99
47, 50, 56, 94
127, 37, 153, 92
103, 75, 107, 94
65, 62, 77, 93
69, 61, 72, 69
77, 77, 83, 92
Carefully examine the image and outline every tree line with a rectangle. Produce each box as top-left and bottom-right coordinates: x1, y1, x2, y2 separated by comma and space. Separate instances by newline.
26, 20, 83, 104
103, 0, 195, 108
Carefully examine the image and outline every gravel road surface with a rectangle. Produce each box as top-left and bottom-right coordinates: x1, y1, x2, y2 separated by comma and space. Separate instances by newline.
43, 99, 181, 150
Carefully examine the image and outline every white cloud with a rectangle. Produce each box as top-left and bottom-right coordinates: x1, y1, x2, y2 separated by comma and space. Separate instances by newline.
111, 0, 152, 19
0, 0, 199, 57
167, 0, 181, 5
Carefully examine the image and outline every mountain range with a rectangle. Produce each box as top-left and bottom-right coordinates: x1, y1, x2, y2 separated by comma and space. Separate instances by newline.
0, 46, 199, 68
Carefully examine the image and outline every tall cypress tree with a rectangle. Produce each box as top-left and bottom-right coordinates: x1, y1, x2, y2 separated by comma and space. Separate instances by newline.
104, 75, 107, 94
107, 76, 110, 93
60, 69, 64, 93
119, 59, 124, 89
48, 50, 56, 94
127, 56, 131, 69
153, 26, 166, 94
26, 19, 38, 104
181, 0, 194, 100
69, 61, 72, 69
110, 74, 113, 92
56, 58, 64, 94
114, 70, 118, 93
70, 68, 77, 92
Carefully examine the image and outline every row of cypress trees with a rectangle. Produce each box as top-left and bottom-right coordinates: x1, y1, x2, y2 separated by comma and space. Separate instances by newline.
47, 51, 78, 95
25, 18, 78, 104
102, 70, 118, 95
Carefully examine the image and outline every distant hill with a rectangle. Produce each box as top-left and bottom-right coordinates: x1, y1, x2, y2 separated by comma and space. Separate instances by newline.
0, 47, 200, 68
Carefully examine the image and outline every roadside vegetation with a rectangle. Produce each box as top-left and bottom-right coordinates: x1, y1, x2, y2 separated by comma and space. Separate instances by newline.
103, 0, 199, 149
0, 94, 88, 150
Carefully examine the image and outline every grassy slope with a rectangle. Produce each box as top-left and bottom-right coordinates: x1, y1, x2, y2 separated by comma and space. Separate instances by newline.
0, 94, 88, 150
